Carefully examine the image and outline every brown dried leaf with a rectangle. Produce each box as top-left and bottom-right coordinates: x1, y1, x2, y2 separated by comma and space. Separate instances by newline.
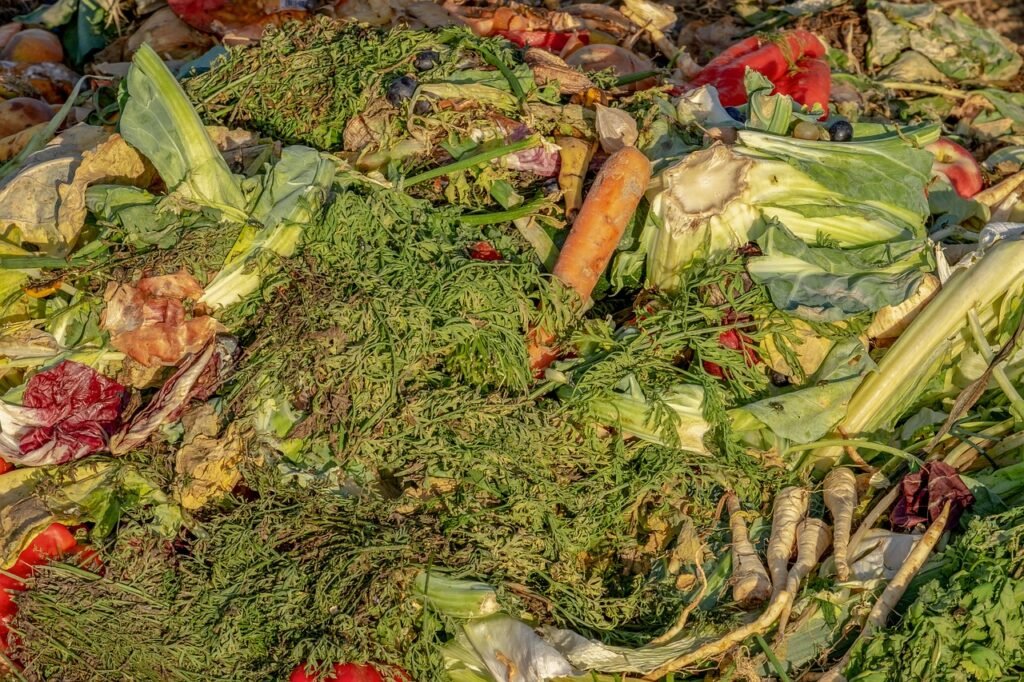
55, 133, 156, 249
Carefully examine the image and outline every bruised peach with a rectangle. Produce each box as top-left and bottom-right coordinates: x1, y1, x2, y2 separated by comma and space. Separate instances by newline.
0, 23, 22, 53
0, 97, 54, 139
1, 29, 64, 64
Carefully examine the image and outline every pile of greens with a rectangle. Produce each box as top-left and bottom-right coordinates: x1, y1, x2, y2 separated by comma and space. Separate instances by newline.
3, 8, 1024, 682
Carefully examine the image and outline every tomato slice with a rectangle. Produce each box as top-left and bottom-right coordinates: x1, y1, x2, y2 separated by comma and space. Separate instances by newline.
290, 662, 410, 682
19, 523, 77, 565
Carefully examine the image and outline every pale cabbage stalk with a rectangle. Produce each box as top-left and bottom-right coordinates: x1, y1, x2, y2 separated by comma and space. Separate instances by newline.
815, 236, 1024, 467
646, 126, 939, 291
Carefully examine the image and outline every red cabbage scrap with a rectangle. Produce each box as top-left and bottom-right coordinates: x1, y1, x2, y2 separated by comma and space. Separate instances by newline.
8, 361, 125, 466
891, 461, 974, 531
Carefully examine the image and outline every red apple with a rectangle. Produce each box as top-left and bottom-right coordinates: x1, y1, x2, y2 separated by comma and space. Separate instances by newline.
926, 138, 984, 199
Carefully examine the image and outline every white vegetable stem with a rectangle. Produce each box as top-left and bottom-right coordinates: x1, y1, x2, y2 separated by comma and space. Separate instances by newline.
766, 487, 809, 599
819, 237, 1024, 467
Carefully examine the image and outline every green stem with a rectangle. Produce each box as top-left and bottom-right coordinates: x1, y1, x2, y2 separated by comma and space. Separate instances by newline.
458, 197, 549, 226
879, 81, 970, 99
515, 216, 560, 271
614, 70, 660, 87
404, 135, 541, 187
476, 45, 526, 102
0, 256, 84, 269
784, 439, 924, 469
756, 634, 792, 682
966, 308, 1024, 422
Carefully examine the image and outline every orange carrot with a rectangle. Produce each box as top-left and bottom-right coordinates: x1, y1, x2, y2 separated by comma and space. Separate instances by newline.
528, 146, 651, 372
553, 145, 651, 301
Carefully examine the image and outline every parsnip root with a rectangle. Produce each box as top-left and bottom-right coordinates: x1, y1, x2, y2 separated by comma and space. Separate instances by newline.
819, 501, 952, 682
766, 486, 809, 599
726, 491, 772, 609
823, 467, 858, 581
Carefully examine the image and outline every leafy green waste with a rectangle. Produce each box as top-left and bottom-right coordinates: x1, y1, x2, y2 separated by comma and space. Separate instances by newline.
845, 505, 1024, 681
10, 168, 783, 681
185, 19, 523, 152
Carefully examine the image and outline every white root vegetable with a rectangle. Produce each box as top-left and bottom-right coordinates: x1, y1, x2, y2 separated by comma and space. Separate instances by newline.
777, 518, 832, 642
766, 486, 809, 598
643, 591, 794, 681
819, 501, 952, 682
787, 518, 832, 594
823, 467, 858, 581
726, 491, 772, 609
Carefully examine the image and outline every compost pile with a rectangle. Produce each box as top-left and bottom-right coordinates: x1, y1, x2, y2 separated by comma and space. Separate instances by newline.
1, 0, 1024, 681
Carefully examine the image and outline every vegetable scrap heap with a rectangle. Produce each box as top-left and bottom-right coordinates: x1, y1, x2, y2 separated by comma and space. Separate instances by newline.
0, 0, 1023, 681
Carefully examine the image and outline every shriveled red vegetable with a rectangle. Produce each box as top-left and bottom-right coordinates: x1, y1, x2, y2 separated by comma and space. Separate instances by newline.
0, 361, 126, 467
891, 461, 974, 531
0, 458, 11, 475
688, 30, 830, 114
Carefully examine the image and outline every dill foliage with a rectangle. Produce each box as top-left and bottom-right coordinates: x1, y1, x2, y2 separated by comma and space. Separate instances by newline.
185, 20, 520, 151
10, 174, 782, 680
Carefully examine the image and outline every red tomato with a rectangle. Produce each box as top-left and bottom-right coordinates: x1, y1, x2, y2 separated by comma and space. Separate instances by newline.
468, 241, 502, 261
19, 523, 77, 565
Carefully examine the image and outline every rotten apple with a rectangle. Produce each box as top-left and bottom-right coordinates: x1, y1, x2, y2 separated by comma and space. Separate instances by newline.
926, 138, 984, 199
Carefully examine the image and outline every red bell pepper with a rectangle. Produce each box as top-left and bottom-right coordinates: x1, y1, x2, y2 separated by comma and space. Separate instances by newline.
772, 56, 831, 117
495, 30, 589, 53
689, 30, 830, 115
0, 458, 11, 475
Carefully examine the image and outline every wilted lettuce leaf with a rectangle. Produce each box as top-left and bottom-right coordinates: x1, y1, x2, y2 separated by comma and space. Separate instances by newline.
748, 222, 932, 321
867, 0, 1022, 83
738, 337, 874, 443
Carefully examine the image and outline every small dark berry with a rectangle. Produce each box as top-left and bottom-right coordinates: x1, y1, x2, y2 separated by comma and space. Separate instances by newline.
724, 106, 746, 123
828, 119, 854, 142
413, 99, 431, 115
413, 50, 440, 72
386, 76, 418, 107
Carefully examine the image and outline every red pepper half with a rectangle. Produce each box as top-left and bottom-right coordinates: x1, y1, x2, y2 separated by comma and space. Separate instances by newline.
0, 523, 82, 653
689, 29, 830, 114
772, 56, 831, 118
495, 30, 589, 53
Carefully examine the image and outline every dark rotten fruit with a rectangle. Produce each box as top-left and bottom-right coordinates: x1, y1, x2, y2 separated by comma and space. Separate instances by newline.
386, 75, 418, 107
828, 120, 853, 142
413, 49, 439, 71
0, 96, 54, 139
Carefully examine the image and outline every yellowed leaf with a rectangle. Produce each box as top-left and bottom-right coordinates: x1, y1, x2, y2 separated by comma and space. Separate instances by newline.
55, 133, 156, 249
175, 419, 243, 511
